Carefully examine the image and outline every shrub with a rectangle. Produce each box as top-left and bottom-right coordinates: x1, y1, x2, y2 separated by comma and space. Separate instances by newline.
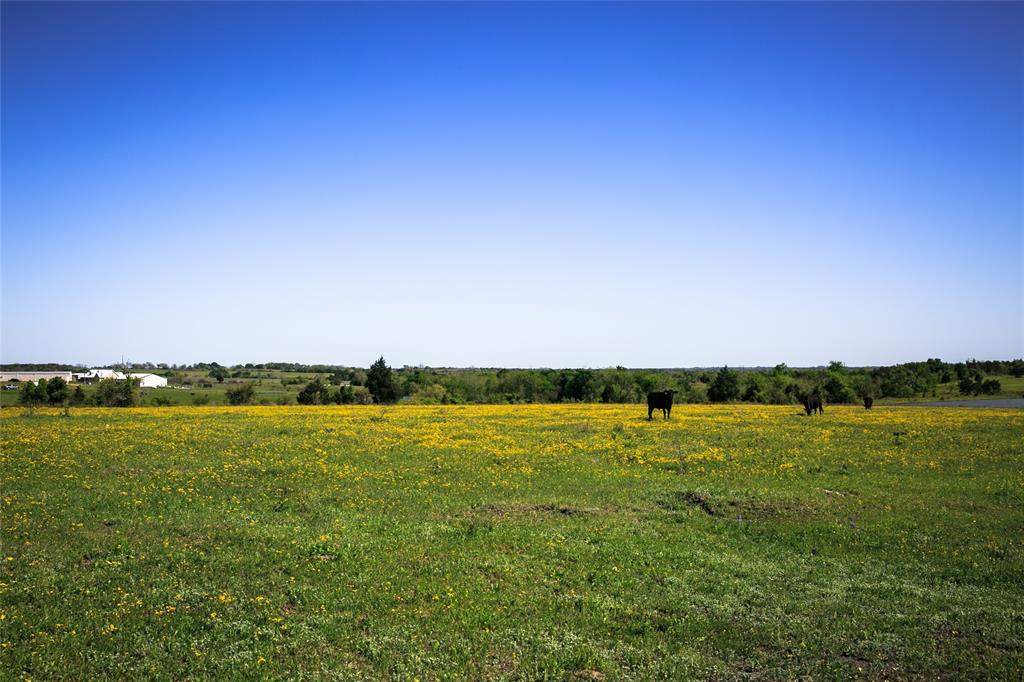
19, 381, 46, 405
297, 378, 331, 405
225, 383, 256, 405
93, 378, 139, 407
980, 379, 1001, 395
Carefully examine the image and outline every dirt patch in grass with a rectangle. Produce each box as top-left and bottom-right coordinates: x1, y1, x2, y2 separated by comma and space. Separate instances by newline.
659, 491, 718, 516
657, 490, 810, 521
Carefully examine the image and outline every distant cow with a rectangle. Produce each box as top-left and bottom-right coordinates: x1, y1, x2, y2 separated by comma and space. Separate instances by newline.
803, 393, 824, 416
647, 390, 676, 420
863, 396, 874, 409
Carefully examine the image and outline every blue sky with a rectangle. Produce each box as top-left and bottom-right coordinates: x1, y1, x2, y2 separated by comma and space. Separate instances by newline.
2, 2, 1021, 367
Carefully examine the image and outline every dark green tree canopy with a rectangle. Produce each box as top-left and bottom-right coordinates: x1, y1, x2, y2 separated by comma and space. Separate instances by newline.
366, 356, 397, 404
708, 366, 741, 402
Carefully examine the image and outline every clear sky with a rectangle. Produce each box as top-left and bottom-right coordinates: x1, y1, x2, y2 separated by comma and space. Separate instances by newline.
2, 1, 1022, 368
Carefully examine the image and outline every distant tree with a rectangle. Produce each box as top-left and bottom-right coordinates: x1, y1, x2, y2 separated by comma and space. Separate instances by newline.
35, 378, 49, 402
827, 361, 847, 375
1010, 359, 1024, 378
70, 385, 87, 406
954, 363, 969, 381
822, 371, 853, 404
209, 366, 228, 383
225, 383, 256, 405
19, 381, 41, 405
741, 374, 765, 402
980, 378, 1001, 395
879, 366, 920, 399
708, 366, 740, 402
93, 378, 139, 407
297, 378, 331, 405
46, 377, 69, 405
335, 384, 356, 404
958, 377, 978, 396
366, 357, 397, 404
558, 369, 595, 402
853, 375, 875, 400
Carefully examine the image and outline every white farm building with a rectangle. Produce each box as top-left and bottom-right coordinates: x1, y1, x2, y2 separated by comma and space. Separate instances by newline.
130, 373, 168, 389
75, 369, 127, 383
3, 368, 168, 389
0, 371, 74, 384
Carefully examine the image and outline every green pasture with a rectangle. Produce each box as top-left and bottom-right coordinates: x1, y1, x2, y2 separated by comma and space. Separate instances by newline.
1, 404, 1021, 679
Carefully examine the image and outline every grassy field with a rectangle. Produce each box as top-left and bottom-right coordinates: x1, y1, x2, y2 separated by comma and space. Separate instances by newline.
876, 375, 1024, 405
1, 404, 1022, 679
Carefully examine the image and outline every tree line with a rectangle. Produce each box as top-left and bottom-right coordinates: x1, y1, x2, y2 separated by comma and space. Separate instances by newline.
303, 357, 1021, 405
10, 357, 1021, 407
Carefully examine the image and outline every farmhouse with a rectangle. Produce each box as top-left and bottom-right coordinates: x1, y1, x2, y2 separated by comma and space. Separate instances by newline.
0, 371, 74, 384
130, 373, 168, 389
75, 369, 127, 383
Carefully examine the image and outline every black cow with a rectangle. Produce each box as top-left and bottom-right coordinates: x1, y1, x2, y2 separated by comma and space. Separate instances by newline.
647, 390, 676, 420
863, 396, 873, 409
803, 393, 824, 416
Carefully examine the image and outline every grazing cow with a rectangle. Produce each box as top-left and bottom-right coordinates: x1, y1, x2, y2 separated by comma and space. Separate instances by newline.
647, 390, 676, 420
863, 396, 874, 409
803, 393, 824, 416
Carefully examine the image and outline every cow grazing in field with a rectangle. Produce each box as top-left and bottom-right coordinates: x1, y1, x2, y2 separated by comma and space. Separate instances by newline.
647, 390, 677, 420
863, 396, 874, 409
803, 393, 824, 416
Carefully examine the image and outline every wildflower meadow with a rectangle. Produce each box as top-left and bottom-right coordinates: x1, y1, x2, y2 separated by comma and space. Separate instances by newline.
2, 404, 1022, 679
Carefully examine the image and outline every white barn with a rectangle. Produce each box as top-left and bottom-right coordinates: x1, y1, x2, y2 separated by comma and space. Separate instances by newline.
130, 373, 168, 389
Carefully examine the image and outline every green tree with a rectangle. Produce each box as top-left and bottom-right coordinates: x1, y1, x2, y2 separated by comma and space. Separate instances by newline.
46, 377, 69, 404
209, 366, 228, 383
980, 378, 1001, 395
71, 385, 87, 406
366, 357, 397, 404
225, 383, 256, 405
335, 384, 356, 404
93, 378, 139, 407
853, 375, 876, 400
822, 370, 853, 404
741, 373, 765, 402
708, 366, 740, 402
297, 378, 331, 405
19, 381, 42, 405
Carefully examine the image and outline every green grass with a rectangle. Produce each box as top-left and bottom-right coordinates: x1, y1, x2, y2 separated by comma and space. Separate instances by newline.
1, 404, 1022, 679
876, 375, 1024, 404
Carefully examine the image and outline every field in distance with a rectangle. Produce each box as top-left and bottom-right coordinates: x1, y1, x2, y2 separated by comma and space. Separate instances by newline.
2, 404, 1022, 679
